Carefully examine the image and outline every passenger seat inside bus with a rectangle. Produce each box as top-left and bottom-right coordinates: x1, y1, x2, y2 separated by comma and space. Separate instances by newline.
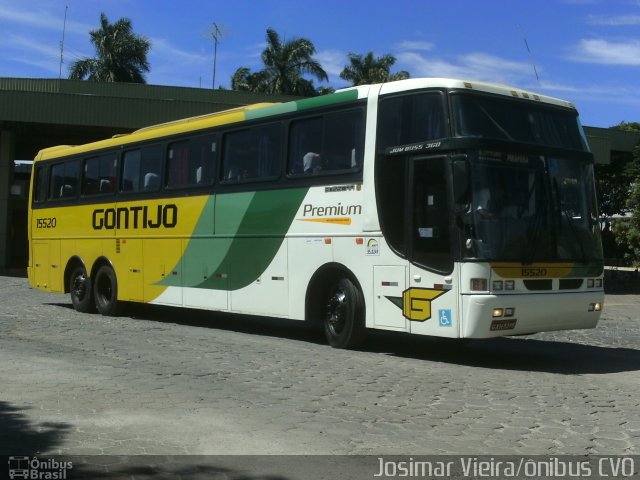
99, 179, 113, 193
143, 172, 160, 191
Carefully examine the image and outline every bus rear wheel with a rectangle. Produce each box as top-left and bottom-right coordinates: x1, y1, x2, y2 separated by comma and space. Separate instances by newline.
69, 265, 94, 313
324, 277, 366, 349
93, 265, 122, 316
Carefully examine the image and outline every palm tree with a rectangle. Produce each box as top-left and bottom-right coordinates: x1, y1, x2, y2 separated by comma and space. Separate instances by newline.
69, 13, 151, 83
230, 67, 269, 93
230, 28, 327, 96
340, 52, 410, 86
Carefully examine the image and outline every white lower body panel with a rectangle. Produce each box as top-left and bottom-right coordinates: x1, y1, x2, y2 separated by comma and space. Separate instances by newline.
462, 291, 604, 338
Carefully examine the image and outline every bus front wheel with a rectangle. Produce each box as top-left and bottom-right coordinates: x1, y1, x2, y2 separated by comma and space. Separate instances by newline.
324, 277, 366, 349
93, 265, 121, 316
70, 266, 94, 313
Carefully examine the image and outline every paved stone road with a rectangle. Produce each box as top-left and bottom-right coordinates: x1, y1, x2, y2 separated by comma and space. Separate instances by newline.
1, 275, 639, 458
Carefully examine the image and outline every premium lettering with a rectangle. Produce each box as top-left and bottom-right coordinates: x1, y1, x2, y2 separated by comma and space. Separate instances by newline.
302, 203, 362, 217
92, 204, 178, 230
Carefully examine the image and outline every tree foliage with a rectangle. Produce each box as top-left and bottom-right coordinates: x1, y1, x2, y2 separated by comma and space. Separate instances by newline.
339, 52, 410, 86
69, 13, 151, 83
595, 122, 640, 217
231, 28, 327, 96
600, 122, 640, 264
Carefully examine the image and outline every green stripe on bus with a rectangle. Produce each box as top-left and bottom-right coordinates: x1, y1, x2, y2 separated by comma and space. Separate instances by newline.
160, 187, 309, 291
295, 90, 359, 110
245, 103, 298, 120
245, 90, 360, 121
199, 187, 308, 290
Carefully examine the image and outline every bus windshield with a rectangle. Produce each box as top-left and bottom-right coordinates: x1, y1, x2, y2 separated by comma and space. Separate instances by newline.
459, 151, 603, 263
451, 92, 589, 151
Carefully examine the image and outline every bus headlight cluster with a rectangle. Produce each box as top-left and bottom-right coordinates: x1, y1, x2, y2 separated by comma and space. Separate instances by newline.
470, 278, 488, 291
492, 307, 515, 318
492, 280, 515, 291
588, 303, 602, 312
587, 278, 603, 288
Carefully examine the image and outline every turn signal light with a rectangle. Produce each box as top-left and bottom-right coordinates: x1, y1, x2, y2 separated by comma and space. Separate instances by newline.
470, 278, 488, 291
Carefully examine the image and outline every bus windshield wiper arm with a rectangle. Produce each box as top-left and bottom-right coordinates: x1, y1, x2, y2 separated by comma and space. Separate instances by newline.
553, 178, 589, 264
477, 104, 515, 141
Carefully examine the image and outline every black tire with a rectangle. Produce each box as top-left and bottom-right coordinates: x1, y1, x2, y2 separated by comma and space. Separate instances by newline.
93, 265, 122, 316
69, 265, 95, 313
324, 277, 366, 349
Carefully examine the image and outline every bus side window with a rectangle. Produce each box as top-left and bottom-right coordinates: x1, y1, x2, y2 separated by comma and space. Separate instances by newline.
63, 160, 80, 198
121, 145, 162, 192
167, 141, 190, 188
141, 145, 162, 191
377, 92, 445, 151
222, 129, 252, 182
166, 137, 217, 188
83, 154, 116, 195
49, 161, 79, 200
121, 150, 140, 192
288, 111, 363, 176
324, 110, 363, 172
222, 126, 280, 182
192, 135, 216, 185
33, 165, 48, 203
83, 157, 99, 195
49, 164, 64, 199
288, 117, 323, 175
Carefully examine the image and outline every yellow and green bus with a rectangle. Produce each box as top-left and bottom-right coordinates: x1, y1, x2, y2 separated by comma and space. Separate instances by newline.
28, 78, 604, 348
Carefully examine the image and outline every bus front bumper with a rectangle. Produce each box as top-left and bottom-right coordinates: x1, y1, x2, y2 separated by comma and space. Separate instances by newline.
461, 291, 604, 338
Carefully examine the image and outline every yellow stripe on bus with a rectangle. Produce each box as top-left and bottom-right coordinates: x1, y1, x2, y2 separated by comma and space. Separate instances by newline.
297, 217, 352, 225
490, 262, 575, 279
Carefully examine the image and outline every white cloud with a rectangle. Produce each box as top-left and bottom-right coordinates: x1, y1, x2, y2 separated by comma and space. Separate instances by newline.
396, 51, 535, 85
570, 39, 640, 65
586, 14, 640, 25
315, 49, 346, 81
151, 38, 208, 66
561, 0, 600, 4
0, 2, 91, 35
396, 40, 435, 52
4, 33, 60, 58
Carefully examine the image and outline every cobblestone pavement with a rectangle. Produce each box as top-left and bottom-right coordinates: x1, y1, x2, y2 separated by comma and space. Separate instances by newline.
0, 275, 639, 456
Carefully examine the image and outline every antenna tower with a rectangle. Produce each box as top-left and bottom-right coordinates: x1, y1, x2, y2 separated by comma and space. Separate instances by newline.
518, 25, 540, 85
59, 5, 68, 79
210, 23, 223, 89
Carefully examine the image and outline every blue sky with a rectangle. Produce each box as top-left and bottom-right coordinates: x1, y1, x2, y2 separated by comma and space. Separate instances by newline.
0, 0, 639, 127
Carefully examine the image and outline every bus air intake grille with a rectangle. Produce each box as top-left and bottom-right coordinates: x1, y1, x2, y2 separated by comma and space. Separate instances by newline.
523, 279, 552, 291
559, 279, 584, 290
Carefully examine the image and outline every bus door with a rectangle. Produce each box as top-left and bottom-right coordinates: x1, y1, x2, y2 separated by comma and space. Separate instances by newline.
406, 156, 460, 337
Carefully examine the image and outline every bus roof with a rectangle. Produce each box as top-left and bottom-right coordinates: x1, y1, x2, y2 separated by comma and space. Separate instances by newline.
34, 87, 366, 162
35, 77, 575, 162
377, 77, 576, 109
35, 102, 276, 161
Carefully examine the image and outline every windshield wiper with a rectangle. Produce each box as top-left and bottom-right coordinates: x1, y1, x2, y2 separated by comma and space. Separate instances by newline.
522, 168, 546, 265
553, 178, 589, 264
477, 104, 515, 141
523, 207, 546, 265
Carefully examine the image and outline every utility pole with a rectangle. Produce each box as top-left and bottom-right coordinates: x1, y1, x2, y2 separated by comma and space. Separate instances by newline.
209, 23, 223, 89
59, 5, 68, 79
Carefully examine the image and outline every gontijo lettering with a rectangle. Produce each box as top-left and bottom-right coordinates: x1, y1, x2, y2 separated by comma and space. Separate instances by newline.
92, 204, 178, 230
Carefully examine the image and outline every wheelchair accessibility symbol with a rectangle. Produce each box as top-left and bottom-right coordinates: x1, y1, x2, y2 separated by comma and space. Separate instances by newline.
439, 309, 452, 327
